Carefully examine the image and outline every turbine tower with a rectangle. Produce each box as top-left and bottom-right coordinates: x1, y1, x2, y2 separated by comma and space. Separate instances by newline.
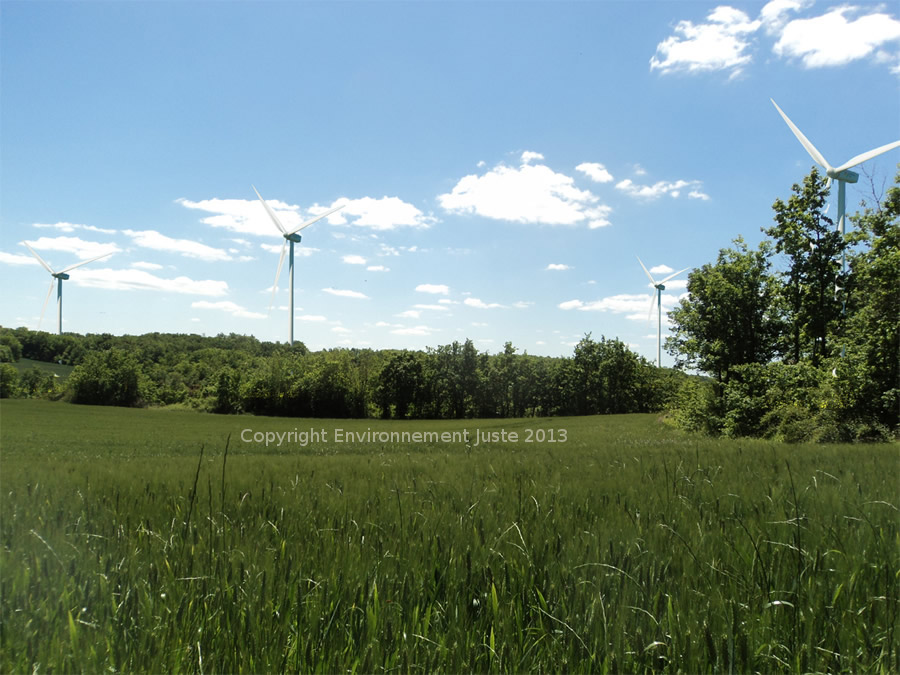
253, 186, 344, 347
770, 99, 900, 281
637, 257, 689, 368
23, 242, 113, 335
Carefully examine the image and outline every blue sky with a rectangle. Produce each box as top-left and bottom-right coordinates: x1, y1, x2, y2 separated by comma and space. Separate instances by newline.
2, 1, 898, 364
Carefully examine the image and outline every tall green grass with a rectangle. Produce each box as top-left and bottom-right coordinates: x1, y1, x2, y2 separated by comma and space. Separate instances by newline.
1, 400, 897, 672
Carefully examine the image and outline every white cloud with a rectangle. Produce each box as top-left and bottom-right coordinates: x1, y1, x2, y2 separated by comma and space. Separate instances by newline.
179, 196, 307, 237
774, 6, 900, 68
649, 264, 674, 275
390, 325, 437, 336
33, 222, 116, 235
438, 155, 613, 228
416, 283, 449, 295
615, 178, 707, 200
650, 6, 760, 76
575, 162, 614, 183
546, 263, 571, 271
513, 301, 534, 309
367, 265, 389, 272
191, 300, 265, 319
260, 242, 318, 257
131, 261, 163, 271
298, 315, 328, 322
23, 236, 120, 260
322, 287, 369, 299
558, 293, 682, 317
397, 310, 421, 319
332, 326, 351, 333
652, 1, 900, 76
68, 268, 228, 296
342, 254, 367, 265
123, 230, 231, 262
438, 298, 458, 305
521, 150, 545, 164
689, 189, 711, 201
0, 251, 40, 266
319, 196, 435, 230
413, 304, 450, 311
464, 297, 505, 309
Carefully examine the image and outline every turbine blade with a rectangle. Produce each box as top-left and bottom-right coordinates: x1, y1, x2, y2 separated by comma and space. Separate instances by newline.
636, 256, 657, 285
770, 99, 832, 173
39, 279, 54, 330
253, 185, 287, 234
23, 242, 55, 274
834, 140, 900, 173
288, 203, 346, 235
647, 292, 657, 323
658, 267, 690, 286
269, 240, 287, 311
59, 251, 113, 274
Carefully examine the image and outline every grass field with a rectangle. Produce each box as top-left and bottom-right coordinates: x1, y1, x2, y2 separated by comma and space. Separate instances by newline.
11, 358, 75, 382
1, 400, 897, 672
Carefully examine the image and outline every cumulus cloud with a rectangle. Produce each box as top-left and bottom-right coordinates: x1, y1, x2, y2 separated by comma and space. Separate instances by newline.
558, 293, 682, 318
323, 287, 369, 299
23, 236, 120, 260
131, 261, 163, 271
367, 265, 389, 272
391, 325, 437, 336
124, 230, 231, 262
615, 178, 708, 200
191, 300, 265, 319
652, 1, 900, 76
575, 162, 614, 183
438, 155, 613, 229
773, 6, 900, 68
464, 297, 505, 309
68, 268, 228, 296
650, 6, 760, 76
342, 254, 367, 265
416, 283, 449, 295
0, 251, 40, 266
317, 196, 435, 230
413, 304, 450, 311
546, 263, 572, 271
521, 150, 545, 164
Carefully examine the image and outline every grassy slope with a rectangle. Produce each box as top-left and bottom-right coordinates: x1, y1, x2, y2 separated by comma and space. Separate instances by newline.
1, 400, 898, 672
10, 358, 75, 381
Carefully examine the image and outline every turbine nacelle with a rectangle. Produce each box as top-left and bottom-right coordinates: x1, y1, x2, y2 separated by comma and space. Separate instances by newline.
829, 168, 859, 184
54, 272, 70, 281
285, 232, 302, 243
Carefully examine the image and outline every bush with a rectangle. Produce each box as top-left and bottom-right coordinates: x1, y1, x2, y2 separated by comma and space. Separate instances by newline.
0, 363, 19, 398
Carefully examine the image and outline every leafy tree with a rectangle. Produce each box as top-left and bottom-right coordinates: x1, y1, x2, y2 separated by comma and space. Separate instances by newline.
67, 348, 144, 406
376, 351, 424, 419
0, 363, 20, 398
667, 237, 783, 383
765, 168, 847, 366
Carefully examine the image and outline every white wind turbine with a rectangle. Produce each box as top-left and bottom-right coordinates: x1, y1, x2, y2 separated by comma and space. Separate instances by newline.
253, 186, 344, 347
637, 257, 689, 368
770, 99, 900, 281
22, 242, 113, 335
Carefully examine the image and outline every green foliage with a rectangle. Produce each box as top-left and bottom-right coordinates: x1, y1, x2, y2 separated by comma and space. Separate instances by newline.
2, 401, 897, 672
667, 237, 783, 382
67, 348, 145, 407
0, 363, 19, 398
668, 168, 899, 441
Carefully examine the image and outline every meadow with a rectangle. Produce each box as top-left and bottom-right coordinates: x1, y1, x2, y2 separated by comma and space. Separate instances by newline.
1, 400, 897, 672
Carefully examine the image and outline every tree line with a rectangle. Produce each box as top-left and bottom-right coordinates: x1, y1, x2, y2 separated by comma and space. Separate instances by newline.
0, 328, 682, 420
666, 167, 898, 442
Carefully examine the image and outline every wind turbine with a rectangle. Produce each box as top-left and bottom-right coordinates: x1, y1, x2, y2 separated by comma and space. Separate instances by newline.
22, 242, 113, 335
253, 186, 344, 347
637, 257, 689, 368
770, 99, 900, 279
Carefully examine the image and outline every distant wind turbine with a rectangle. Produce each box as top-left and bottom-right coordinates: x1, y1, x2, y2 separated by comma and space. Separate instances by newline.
637, 257, 689, 368
253, 186, 344, 347
23, 242, 112, 335
770, 99, 900, 281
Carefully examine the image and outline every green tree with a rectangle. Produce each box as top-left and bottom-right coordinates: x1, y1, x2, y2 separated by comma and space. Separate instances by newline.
667, 237, 783, 383
67, 348, 144, 406
0, 363, 20, 398
765, 168, 847, 366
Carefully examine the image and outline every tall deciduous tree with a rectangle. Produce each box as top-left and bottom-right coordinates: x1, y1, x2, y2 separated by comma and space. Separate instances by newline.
765, 168, 847, 366
667, 237, 783, 383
